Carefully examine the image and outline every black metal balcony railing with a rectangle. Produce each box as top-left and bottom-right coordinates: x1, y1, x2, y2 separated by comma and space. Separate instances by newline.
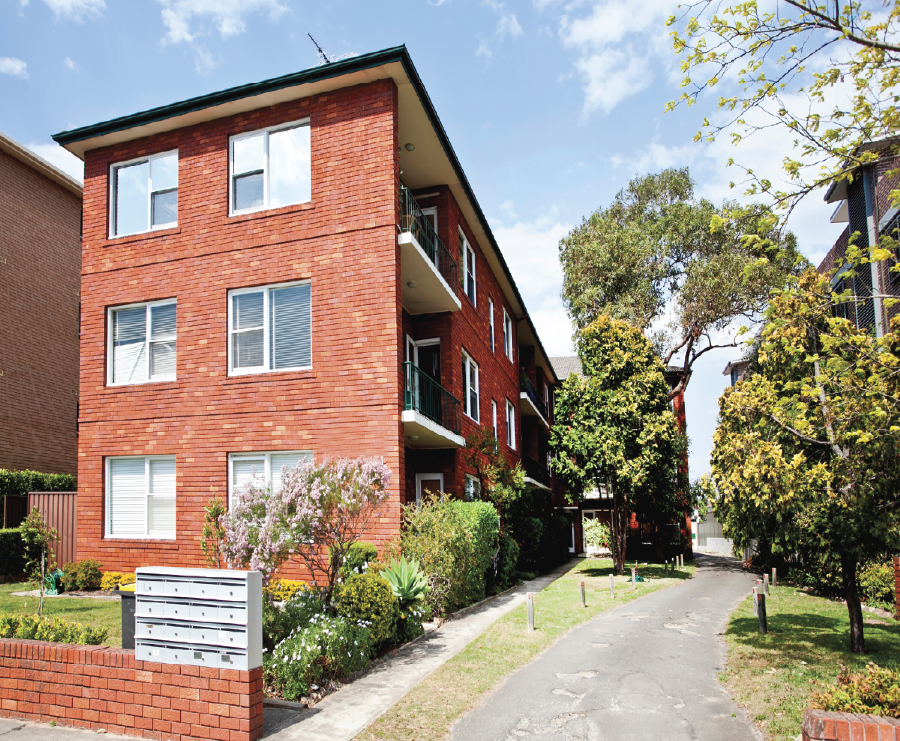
403, 362, 462, 436
523, 454, 551, 487
399, 186, 459, 291
520, 372, 550, 421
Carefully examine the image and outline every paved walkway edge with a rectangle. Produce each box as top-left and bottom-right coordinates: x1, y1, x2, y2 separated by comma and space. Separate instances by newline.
263, 559, 581, 741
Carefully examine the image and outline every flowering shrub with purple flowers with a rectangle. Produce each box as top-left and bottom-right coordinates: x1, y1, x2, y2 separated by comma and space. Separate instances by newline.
223, 457, 391, 603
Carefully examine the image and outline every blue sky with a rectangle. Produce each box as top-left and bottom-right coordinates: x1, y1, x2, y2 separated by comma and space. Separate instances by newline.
0, 0, 846, 479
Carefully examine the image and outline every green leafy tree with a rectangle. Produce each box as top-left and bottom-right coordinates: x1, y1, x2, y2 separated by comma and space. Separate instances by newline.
668, 1, 900, 215
200, 494, 227, 568
559, 168, 804, 398
711, 269, 900, 653
463, 426, 526, 519
551, 316, 686, 574
21, 507, 58, 616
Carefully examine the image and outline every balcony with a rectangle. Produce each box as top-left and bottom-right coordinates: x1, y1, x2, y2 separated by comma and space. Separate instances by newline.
401, 362, 465, 448
519, 373, 550, 430
523, 454, 551, 490
399, 187, 461, 315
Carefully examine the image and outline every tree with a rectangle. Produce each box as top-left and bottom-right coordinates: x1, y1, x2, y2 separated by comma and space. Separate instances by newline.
551, 316, 686, 574
668, 1, 900, 216
711, 269, 900, 653
463, 426, 526, 519
200, 493, 227, 569
559, 168, 804, 399
223, 457, 391, 605
21, 507, 58, 616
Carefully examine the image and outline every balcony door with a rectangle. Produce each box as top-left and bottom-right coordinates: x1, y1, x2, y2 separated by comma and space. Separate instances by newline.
406, 337, 442, 425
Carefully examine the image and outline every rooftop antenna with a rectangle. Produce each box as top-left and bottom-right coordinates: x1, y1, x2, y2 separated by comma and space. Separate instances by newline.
308, 33, 356, 67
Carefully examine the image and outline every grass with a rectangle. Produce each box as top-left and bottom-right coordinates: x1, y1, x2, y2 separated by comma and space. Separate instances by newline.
358, 557, 696, 741
0, 580, 123, 646
721, 584, 900, 741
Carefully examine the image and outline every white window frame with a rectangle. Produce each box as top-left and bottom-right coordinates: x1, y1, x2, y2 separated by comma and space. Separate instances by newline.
465, 474, 481, 501
421, 206, 438, 233
108, 150, 178, 239
228, 450, 313, 506
415, 473, 444, 504
106, 299, 177, 386
462, 350, 480, 422
489, 298, 495, 351
506, 399, 516, 449
104, 455, 176, 540
229, 119, 311, 217
502, 309, 514, 362
492, 400, 498, 438
460, 230, 476, 306
227, 280, 312, 376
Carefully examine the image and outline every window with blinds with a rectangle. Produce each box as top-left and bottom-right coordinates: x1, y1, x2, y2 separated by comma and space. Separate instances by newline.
106, 456, 176, 539
228, 451, 313, 504
229, 282, 311, 375
462, 351, 479, 422
109, 300, 177, 385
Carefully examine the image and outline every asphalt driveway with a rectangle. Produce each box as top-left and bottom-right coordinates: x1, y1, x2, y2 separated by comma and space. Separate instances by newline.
451, 553, 761, 741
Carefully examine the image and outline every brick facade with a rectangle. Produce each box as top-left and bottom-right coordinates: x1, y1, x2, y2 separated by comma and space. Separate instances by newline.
0, 142, 81, 475
802, 709, 900, 740
0, 639, 263, 741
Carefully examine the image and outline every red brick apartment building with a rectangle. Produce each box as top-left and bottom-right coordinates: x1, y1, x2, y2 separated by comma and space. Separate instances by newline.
52, 46, 566, 573
0, 130, 82, 475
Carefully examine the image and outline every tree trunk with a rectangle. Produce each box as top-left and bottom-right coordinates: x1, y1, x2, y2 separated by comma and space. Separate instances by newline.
610, 501, 627, 576
841, 553, 866, 654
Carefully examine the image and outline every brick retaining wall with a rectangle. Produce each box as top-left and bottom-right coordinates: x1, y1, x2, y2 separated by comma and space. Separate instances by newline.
0, 639, 263, 741
803, 709, 900, 739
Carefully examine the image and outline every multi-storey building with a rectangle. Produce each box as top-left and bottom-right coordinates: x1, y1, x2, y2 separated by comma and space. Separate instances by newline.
0, 130, 82, 475
52, 46, 561, 573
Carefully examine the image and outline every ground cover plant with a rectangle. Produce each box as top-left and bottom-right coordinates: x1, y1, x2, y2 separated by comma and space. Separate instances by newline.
721, 585, 900, 741
0, 614, 108, 644
0, 581, 120, 645
360, 557, 695, 741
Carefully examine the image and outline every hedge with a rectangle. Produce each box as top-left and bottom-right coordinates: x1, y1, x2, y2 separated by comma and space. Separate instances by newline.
0, 528, 25, 577
0, 469, 76, 499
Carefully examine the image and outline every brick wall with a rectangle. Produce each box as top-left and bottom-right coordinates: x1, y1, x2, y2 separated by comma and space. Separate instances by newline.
77, 80, 403, 575
0, 149, 81, 475
802, 709, 900, 740
0, 639, 262, 741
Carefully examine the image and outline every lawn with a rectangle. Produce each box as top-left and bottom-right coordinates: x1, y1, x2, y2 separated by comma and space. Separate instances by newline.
359, 557, 695, 741
721, 585, 900, 741
0, 581, 123, 646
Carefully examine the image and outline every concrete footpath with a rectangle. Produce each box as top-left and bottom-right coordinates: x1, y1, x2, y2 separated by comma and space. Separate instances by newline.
263, 560, 578, 741
450, 553, 760, 741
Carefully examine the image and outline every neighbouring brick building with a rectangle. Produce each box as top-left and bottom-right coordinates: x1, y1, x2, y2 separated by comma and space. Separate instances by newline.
0, 130, 82, 475
52, 46, 563, 574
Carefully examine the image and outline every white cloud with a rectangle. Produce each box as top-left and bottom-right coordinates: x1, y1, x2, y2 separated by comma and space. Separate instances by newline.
25, 142, 84, 182
63, 57, 78, 71
477, 0, 523, 58
0, 57, 28, 79
38, 0, 105, 21
156, 0, 288, 45
573, 49, 651, 116
193, 46, 218, 74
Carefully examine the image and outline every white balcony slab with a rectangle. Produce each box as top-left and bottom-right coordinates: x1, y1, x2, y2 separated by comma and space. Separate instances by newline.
402, 409, 465, 449
399, 232, 462, 315
519, 392, 550, 430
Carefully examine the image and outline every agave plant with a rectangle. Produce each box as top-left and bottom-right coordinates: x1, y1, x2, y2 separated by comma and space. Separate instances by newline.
382, 555, 429, 618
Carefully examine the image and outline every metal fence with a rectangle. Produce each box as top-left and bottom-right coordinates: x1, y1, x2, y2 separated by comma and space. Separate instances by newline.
28, 492, 78, 567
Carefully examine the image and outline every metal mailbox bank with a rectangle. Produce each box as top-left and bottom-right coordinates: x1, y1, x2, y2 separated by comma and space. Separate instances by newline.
134, 567, 262, 671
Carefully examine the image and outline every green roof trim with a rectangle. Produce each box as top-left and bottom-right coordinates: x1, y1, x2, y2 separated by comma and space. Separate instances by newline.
51, 44, 558, 382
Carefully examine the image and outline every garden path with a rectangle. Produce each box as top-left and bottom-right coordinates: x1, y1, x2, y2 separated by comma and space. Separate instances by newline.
450, 553, 761, 741
262, 560, 581, 741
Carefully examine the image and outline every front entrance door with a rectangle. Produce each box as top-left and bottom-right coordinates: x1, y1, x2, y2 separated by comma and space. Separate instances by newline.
415, 473, 444, 503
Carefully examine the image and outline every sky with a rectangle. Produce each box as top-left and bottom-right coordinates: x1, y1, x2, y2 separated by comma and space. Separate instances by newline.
0, 0, 847, 479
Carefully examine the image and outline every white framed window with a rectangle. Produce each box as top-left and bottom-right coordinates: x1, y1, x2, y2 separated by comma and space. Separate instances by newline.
489, 298, 495, 351
459, 230, 476, 305
228, 451, 313, 504
492, 400, 498, 438
228, 281, 311, 375
462, 350, 479, 422
421, 207, 437, 232
110, 150, 178, 238
230, 120, 311, 216
506, 399, 516, 449
502, 309, 514, 362
105, 455, 176, 540
465, 474, 481, 502
107, 299, 177, 386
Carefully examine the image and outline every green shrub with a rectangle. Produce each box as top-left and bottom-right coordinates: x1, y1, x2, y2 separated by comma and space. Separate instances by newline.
335, 541, 378, 579
506, 486, 568, 573
381, 556, 429, 643
263, 589, 327, 653
398, 498, 500, 614
60, 560, 103, 591
813, 663, 900, 718
100, 572, 135, 591
0, 614, 108, 645
0, 470, 76, 499
0, 528, 25, 577
859, 563, 896, 605
335, 572, 399, 649
265, 613, 372, 700
583, 519, 611, 550
493, 535, 520, 591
